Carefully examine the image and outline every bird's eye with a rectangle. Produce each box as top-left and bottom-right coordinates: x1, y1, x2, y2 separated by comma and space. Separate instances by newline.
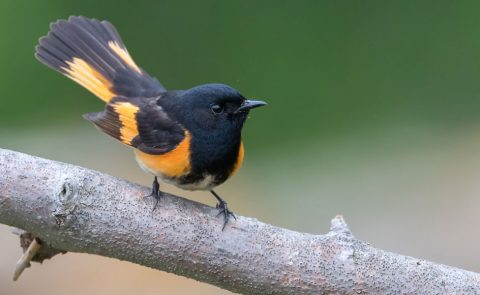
210, 104, 224, 114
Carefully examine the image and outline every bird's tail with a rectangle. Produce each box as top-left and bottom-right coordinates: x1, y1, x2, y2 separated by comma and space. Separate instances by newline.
35, 16, 146, 102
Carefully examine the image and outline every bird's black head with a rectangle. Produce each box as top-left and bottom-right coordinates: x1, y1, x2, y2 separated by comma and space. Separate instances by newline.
172, 83, 266, 135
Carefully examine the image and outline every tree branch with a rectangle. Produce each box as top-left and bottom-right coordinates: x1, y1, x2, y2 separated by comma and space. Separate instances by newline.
0, 148, 479, 294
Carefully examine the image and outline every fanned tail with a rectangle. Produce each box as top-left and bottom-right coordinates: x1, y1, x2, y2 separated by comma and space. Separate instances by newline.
35, 16, 165, 102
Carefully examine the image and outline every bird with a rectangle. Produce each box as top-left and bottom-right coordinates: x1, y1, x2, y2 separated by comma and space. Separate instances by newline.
35, 16, 266, 229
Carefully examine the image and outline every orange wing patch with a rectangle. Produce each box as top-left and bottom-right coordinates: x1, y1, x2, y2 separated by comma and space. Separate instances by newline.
108, 41, 142, 74
112, 102, 140, 145
62, 58, 116, 102
134, 131, 192, 178
230, 141, 244, 176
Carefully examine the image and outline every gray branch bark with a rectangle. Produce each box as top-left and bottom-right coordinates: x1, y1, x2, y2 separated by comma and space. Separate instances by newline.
0, 148, 479, 294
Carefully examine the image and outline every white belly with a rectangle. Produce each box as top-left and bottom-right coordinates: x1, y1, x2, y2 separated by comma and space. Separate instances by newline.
166, 174, 217, 191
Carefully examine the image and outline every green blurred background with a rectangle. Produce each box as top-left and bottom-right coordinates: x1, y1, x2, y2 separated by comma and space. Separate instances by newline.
2, 1, 480, 294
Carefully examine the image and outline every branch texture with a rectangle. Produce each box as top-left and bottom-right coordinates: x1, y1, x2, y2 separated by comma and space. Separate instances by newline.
0, 148, 479, 294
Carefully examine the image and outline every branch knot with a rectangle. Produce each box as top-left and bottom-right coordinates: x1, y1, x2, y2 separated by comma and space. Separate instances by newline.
52, 179, 78, 227
329, 215, 353, 238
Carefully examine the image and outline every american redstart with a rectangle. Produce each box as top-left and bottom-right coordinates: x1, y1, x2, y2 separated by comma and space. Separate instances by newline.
35, 16, 266, 229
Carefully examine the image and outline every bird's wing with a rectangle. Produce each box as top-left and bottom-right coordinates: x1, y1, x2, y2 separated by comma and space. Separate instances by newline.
35, 16, 165, 102
84, 96, 186, 154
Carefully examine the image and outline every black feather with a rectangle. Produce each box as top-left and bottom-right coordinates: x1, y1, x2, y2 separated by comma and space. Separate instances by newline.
35, 16, 166, 99
135, 97, 185, 154
83, 109, 122, 141
84, 96, 185, 154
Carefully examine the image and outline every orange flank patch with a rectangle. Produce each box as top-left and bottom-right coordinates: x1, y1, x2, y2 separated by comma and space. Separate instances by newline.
230, 141, 244, 176
62, 58, 115, 102
134, 132, 192, 178
112, 102, 140, 145
108, 41, 142, 74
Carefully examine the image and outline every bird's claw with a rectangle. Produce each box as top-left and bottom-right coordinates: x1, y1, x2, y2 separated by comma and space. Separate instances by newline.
216, 200, 236, 230
145, 177, 162, 211
145, 190, 162, 212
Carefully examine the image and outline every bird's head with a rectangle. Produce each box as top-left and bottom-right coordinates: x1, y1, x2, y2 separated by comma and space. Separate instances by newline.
174, 83, 266, 134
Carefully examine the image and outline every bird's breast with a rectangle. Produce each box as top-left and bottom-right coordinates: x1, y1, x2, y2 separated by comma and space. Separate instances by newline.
176, 140, 244, 190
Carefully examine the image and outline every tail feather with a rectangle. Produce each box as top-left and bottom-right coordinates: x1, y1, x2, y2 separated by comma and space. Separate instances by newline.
35, 16, 165, 102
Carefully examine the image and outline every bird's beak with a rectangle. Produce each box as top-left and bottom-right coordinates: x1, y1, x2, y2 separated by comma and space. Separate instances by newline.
235, 99, 267, 114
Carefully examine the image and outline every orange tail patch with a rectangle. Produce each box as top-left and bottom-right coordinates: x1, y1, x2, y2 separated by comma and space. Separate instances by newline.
35, 16, 166, 102
108, 41, 142, 74
62, 58, 116, 102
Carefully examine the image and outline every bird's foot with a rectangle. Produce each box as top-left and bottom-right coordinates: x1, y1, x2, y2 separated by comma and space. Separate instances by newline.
145, 177, 162, 211
216, 200, 236, 230
211, 190, 236, 230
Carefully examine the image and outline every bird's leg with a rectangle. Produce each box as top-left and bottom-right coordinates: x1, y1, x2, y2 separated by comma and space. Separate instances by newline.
145, 176, 162, 211
210, 190, 236, 230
